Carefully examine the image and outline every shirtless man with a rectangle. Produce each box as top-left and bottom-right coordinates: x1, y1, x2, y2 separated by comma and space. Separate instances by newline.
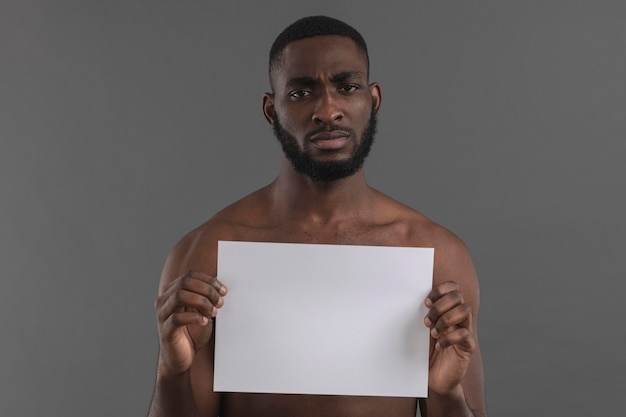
149, 16, 486, 417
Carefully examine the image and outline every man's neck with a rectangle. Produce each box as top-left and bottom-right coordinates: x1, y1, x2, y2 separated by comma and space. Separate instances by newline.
269, 161, 374, 225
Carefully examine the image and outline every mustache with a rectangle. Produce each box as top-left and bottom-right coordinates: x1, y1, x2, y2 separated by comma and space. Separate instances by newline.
304, 125, 354, 141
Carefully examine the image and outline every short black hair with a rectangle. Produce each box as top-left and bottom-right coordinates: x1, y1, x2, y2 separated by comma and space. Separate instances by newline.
269, 15, 369, 89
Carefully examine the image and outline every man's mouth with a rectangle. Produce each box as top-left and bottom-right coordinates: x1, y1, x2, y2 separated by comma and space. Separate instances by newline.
309, 130, 351, 150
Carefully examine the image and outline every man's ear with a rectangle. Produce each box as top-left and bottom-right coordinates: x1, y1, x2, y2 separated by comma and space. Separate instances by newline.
369, 82, 382, 115
262, 93, 275, 126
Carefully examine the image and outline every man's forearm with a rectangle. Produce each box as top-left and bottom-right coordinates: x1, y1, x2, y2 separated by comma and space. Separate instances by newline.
148, 370, 200, 417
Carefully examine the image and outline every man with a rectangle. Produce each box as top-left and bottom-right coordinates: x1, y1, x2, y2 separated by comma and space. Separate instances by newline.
149, 16, 486, 417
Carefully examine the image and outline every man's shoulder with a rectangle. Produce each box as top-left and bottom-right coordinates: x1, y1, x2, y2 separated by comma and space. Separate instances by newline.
163, 188, 272, 276
372, 190, 462, 247
179, 191, 268, 245
370, 191, 478, 294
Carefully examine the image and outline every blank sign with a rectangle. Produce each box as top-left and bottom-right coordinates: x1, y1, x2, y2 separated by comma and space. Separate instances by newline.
215, 241, 433, 397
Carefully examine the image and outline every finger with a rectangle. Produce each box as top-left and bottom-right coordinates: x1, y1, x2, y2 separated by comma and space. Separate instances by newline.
179, 274, 226, 307
157, 281, 224, 321
429, 304, 472, 338
433, 327, 476, 353
425, 281, 460, 307
156, 272, 226, 318
171, 311, 210, 327
186, 270, 228, 296
160, 311, 210, 339
424, 288, 465, 328
158, 287, 224, 323
160, 270, 227, 298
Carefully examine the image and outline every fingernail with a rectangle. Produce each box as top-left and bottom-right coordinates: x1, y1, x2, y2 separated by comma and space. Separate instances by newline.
431, 328, 439, 337
435, 341, 442, 351
424, 317, 432, 327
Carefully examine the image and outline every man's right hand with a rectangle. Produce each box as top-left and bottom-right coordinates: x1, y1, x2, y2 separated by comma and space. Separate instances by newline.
154, 270, 227, 377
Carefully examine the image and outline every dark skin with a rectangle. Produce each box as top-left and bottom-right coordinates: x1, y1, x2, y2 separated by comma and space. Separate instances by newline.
149, 35, 486, 417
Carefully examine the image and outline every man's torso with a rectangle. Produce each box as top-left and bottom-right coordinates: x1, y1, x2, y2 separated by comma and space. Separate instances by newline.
182, 185, 444, 417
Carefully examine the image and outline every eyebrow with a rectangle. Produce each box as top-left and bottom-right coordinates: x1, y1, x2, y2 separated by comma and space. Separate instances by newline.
285, 71, 365, 89
286, 76, 317, 88
331, 71, 364, 83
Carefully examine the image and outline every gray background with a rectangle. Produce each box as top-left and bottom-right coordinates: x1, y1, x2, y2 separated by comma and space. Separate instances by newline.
1, 1, 624, 416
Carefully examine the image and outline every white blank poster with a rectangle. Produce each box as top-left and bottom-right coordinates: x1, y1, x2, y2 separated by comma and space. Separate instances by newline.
214, 241, 434, 397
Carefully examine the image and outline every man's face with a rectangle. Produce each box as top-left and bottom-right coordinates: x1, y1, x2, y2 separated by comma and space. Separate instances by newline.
265, 35, 381, 182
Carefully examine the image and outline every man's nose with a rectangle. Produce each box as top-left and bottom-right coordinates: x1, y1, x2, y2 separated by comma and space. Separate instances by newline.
312, 91, 343, 124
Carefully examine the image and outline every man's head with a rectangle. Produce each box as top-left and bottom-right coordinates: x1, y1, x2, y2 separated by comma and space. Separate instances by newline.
269, 16, 370, 92
263, 16, 381, 183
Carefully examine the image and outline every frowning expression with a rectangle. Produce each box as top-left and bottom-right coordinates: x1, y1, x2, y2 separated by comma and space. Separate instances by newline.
264, 35, 381, 181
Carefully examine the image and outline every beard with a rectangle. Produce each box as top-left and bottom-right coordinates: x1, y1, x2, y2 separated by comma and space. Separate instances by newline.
272, 109, 377, 182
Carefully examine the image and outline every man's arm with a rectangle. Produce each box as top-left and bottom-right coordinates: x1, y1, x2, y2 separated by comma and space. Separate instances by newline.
148, 233, 226, 417
420, 231, 487, 417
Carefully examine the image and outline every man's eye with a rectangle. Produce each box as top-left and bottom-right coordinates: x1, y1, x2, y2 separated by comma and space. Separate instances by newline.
289, 90, 311, 98
339, 84, 358, 93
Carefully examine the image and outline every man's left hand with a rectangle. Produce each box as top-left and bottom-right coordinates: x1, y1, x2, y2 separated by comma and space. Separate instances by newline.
423, 281, 476, 395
